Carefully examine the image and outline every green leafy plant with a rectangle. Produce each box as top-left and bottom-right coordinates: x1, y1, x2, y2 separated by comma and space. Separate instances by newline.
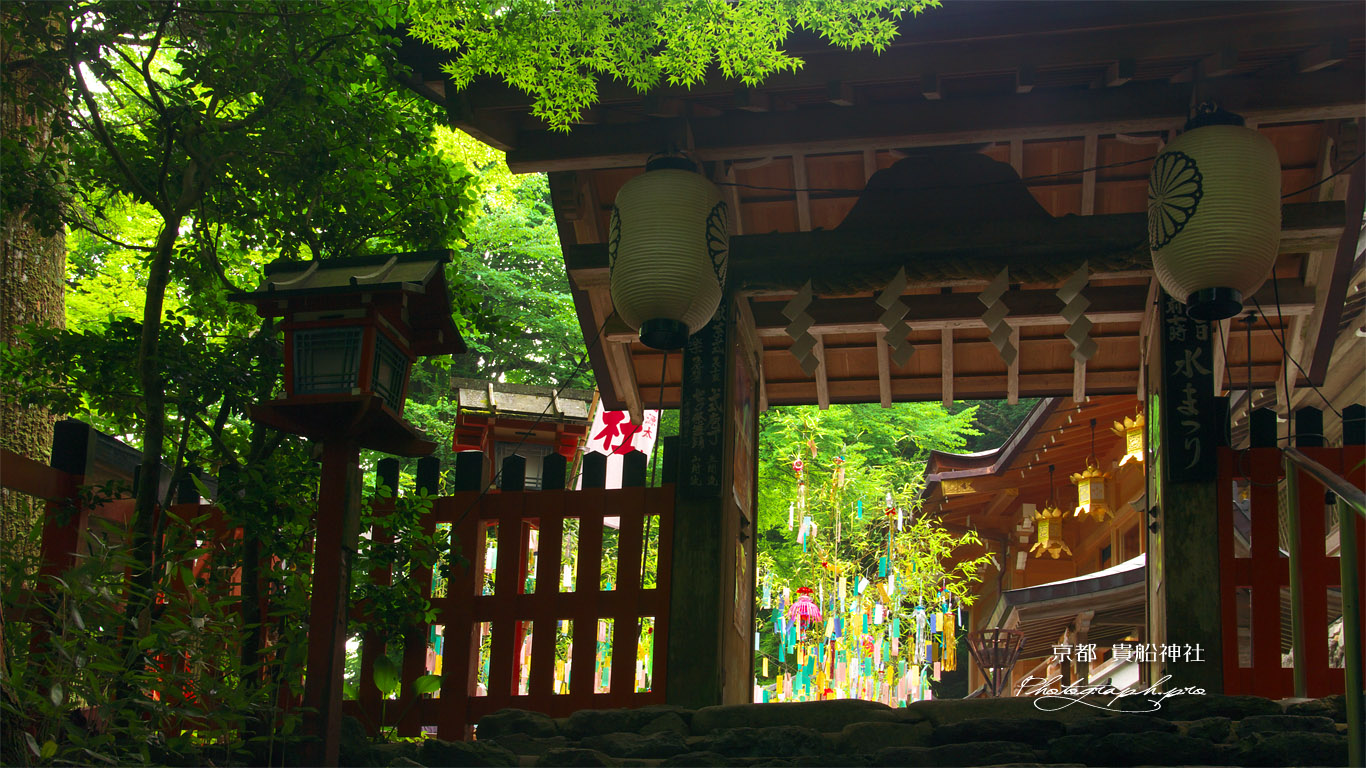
409, 0, 941, 130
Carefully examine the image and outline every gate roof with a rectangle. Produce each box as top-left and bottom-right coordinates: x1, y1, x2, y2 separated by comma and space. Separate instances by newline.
401, 1, 1365, 411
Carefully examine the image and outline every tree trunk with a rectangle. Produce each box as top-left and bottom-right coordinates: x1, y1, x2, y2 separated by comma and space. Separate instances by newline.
124, 219, 180, 636
0, 6, 67, 551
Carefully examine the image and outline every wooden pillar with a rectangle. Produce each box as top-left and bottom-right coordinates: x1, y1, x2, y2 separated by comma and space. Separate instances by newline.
667, 299, 760, 707
1151, 290, 1224, 694
302, 439, 362, 767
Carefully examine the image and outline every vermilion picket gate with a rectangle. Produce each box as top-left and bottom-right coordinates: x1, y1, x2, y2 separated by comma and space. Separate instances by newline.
1217, 445, 1365, 697
345, 480, 674, 740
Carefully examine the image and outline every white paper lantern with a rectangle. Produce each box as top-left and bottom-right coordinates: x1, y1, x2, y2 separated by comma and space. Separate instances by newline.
1148, 107, 1281, 320
609, 157, 728, 349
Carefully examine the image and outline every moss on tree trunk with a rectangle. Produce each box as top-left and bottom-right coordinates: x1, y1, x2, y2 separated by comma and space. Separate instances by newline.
1, 9, 67, 549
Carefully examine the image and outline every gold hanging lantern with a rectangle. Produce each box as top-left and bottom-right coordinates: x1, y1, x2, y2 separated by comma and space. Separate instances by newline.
1071, 419, 1111, 522
1031, 465, 1073, 559
1112, 411, 1145, 465
1071, 464, 1111, 522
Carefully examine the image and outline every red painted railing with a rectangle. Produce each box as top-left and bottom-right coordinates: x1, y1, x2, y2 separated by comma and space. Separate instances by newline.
346, 483, 674, 740
1217, 445, 1365, 697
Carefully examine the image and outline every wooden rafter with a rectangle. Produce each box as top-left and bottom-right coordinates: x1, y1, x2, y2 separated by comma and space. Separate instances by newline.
504, 69, 1363, 172
1008, 325, 1022, 405
567, 202, 1346, 294
730, 280, 1315, 341
941, 328, 954, 407
876, 334, 892, 408
1080, 133, 1098, 216
792, 154, 812, 232
814, 334, 830, 410
735, 297, 768, 412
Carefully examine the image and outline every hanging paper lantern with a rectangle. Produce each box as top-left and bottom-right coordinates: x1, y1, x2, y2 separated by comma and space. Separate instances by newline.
787, 587, 823, 630
1030, 501, 1071, 559
1112, 412, 1146, 465
1147, 105, 1281, 321
1070, 464, 1111, 522
609, 156, 729, 349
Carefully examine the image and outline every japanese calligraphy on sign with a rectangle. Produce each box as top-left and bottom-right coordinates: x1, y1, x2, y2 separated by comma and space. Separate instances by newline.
679, 312, 728, 497
1159, 292, 1216, 482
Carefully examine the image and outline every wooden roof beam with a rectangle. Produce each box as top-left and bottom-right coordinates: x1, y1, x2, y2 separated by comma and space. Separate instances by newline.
568, 204, 1344, 291
828, 81, 857, 107
1105, 59, 1136, 88
735, 88, 771, 113
941, 329, 954, 407
814, 334, 830, 410
1172, 47, 1240, 84
1298, 39, 1348, 73
1008, 325, 1022, 405
739, 280, 1315, 339
1081, 134, 1098, 216
505, 69, 1363, 172
447, 3, 1363, 113
793, 154, 813, 232
876, 334, 892, 408
1015, 66, 1035, 95
735, 297, 769, 412
920, 70, 942, 101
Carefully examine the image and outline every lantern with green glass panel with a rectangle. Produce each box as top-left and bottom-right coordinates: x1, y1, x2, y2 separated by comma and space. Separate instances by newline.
231, 250, 465, 456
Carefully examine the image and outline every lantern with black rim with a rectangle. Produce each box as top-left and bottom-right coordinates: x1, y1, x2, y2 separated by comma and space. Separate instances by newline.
1147, 103, 1281, 321
230, 250, 465, 455
609, 154, 729, 350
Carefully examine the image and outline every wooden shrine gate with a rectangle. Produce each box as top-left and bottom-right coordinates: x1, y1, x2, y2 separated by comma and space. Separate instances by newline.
345, 451, 674, 740
1217, 443, 1365, 697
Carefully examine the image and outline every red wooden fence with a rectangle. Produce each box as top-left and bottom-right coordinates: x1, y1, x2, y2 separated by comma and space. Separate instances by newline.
6, 442, 676, 742
345, 483, 674, 740
1217, 445, 1365, 697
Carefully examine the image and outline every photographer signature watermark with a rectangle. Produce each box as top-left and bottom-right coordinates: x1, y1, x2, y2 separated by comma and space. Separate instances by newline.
1017, 643, 1207, 713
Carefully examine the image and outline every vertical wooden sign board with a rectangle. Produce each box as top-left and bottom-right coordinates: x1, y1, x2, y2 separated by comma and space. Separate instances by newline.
669, 307, 732, 708
1159, 292, 1217, 482
669, 300, 761, 707
1154, 290, 1223, 693
680, 313, 727, 498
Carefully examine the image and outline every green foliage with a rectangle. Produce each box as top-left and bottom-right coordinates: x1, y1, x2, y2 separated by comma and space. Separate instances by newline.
410, 0, 941, 130
757, 401, 980, 570
950, 398, 1041, 453
350, 485, 455, 645
0, 487, 313, 767
753, 403, 992, 682
447, 174, 590, 387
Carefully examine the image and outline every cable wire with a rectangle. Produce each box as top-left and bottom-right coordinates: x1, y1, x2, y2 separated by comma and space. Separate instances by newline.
1248, 294, 1343, 421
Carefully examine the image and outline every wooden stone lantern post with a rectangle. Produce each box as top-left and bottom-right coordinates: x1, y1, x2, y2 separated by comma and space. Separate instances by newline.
231, 250, 464, 766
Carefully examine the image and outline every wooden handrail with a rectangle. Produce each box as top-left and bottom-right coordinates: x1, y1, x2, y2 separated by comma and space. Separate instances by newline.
1283, 446, 1366, 517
